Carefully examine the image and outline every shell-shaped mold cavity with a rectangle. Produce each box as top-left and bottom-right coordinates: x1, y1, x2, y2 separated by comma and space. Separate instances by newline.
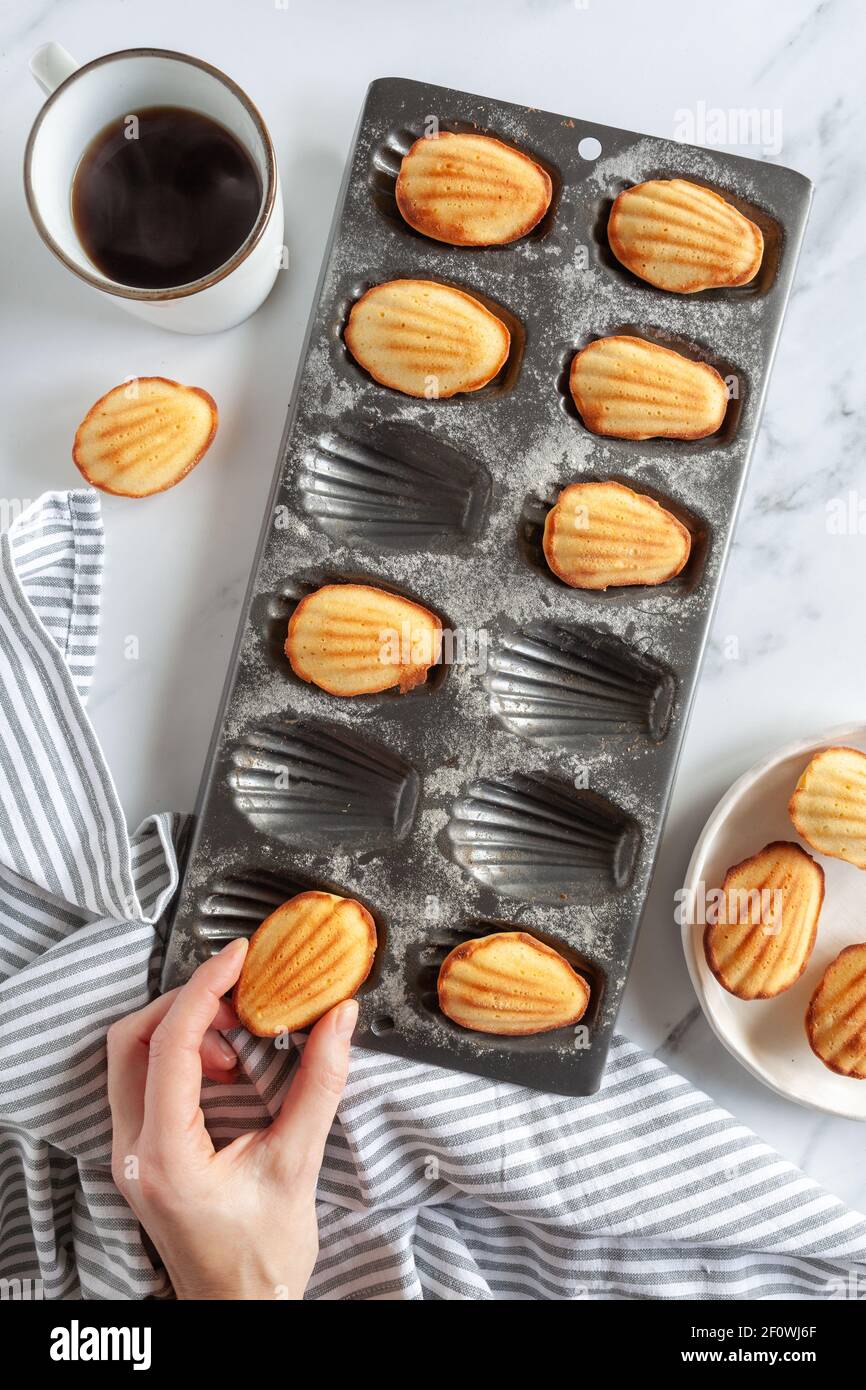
299, 427, 490, 549
229, 720, 419, 849
486, 623, 675, 745
195, 871, 314, 954
445, 773, 640, 903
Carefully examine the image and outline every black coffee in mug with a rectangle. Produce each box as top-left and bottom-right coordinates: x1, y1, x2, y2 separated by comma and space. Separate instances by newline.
71, 105, 263, 289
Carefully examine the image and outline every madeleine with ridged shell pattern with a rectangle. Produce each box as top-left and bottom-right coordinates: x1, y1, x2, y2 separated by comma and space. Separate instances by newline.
285, 583, 442, 697
543, 480, 691, 589
344, 279, 511, 398
234, 891, 377, 1036
396, 131, 552, 246
437, 931, 590, 1036
73, 377, 218, 497
806, 942, 866, 1079
703, 841, 824, 1000
788, 746, 866, 870
607, 178, 764, 293
569, 335, 728, 440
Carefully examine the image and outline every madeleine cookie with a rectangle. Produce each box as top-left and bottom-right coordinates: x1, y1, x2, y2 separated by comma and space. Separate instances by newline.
234, 891, 377, 1036
437, 930, 590, 1036
569, 335, 728, 440
806, 942, 866, 1079
285, 583, 442, 697
608, 179, 764, 293
703, 841, 824, 1000
543, 480, 691, 590
396, 131, 552, 246
788, 746, 866, 869
344, 279, 510, 398
73, 377, 217, 497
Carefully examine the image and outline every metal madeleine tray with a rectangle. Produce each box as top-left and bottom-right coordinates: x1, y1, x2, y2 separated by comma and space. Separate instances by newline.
162, 77, 812, 1095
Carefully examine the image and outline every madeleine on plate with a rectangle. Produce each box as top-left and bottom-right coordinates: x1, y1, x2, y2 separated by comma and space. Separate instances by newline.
569, 335, 728, 440
438, 930, 590, 1036
788, 746, 866, 869
806, 942, 866, 1079
73, 377, 218, 497
285, 582, 442, 697
543, 480, 691, 589
344, 279, 510, 398
396, 131, 552, 246
703, 841, 824, 1000
234, 891, 377, 1036
607, 178, 764, 293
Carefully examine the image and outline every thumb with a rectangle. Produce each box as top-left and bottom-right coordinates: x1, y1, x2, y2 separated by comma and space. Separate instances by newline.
269, 1000, 357, 1169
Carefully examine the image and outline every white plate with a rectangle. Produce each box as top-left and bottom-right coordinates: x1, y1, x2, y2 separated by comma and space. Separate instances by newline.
682, 723, 866, 1121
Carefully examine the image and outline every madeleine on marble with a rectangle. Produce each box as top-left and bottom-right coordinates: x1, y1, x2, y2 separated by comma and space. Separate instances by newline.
806, 942, 866, 1079
234, 891, 377, 1036
285, 583, 442, 697
607, 178, 764, 293
396, 131, 552, 246
344, 279, 510, 398
703, 841, 824, 1000
788, 746, 866, 869
73, 377, 218, 496
543, 480, 691, 589
569, 335, 728, 440
437, 930, 590, 1036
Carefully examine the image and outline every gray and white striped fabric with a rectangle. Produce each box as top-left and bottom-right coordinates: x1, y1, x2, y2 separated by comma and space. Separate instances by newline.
1, 492, 864, 1301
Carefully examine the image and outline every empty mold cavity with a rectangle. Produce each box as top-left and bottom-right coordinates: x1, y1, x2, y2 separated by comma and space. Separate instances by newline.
228, 719, 419, 850
258, 573, 451, 700
556, 326, 744, 449
444, 772, 640, 904
592, 170, 783, 300
368, 119, 562, 245
519, 476, 708, 601
486, 622, 676, 745
193, 869, 386, 991
299, 423, 491, 550
337, 273, 525, 399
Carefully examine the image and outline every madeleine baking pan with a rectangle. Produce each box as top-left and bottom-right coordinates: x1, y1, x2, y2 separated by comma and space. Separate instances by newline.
162, 77, 812, 1094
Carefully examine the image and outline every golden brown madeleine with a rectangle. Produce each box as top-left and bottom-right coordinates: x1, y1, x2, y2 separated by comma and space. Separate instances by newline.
396, 131, 552, 246
285, 582, 442, 697
608, 178, 764, 293
569, 335, 728, 440
234, 891, 377, 1036
437, 930, 590, 1036
806, 942, 866, 1079
703, 841, 824, 1000
788, 746, 866, 869
73, 377, 218, 497
543, 480, 691, 590
344, 279, 510, 398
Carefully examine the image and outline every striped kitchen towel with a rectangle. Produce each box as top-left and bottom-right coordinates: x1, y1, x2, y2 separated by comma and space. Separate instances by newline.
0, 492, 864, 1301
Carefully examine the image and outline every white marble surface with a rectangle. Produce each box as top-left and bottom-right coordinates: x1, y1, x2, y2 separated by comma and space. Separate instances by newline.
2, 0, 865, 1208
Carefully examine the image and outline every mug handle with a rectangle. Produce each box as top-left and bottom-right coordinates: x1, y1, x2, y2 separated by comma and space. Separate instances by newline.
30, 42, 79, 96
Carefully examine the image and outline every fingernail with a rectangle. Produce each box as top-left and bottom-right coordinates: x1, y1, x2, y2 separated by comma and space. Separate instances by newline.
215, 1037, 237, 1066
333, 999, 359, 1039
218, 937, 247, 963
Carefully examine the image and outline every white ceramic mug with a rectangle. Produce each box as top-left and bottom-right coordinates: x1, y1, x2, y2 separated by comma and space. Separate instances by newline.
24, 44, 285, 334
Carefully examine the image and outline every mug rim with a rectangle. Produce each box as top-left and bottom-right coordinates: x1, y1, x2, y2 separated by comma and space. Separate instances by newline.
23, 47, 278, 302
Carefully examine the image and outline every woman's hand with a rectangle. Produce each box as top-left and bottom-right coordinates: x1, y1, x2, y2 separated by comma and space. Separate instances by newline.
106, 937, 356, 1300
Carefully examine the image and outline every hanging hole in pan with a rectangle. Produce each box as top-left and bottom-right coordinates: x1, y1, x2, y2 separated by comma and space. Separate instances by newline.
336, 272, 525, 400
368, 117, 563, 246
370, 1014, 395, 1036
578, 136, 602, 161
518, 474, 709, 602
555, 326, 744, 450
592, 168, 783, 300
